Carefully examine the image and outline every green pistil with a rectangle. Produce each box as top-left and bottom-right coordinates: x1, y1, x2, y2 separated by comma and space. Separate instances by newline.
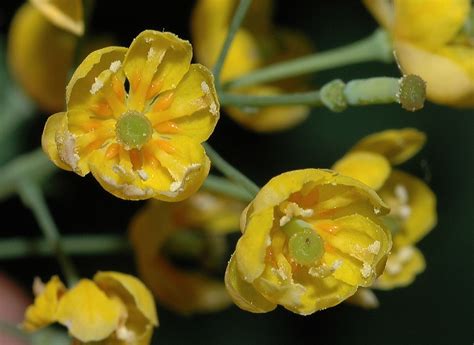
281, 219, 325, 266
398, 74, 426, 112
116, 111, 153, 149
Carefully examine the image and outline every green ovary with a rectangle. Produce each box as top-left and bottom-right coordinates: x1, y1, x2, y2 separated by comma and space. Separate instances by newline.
116, 111, 153, 149
281, 218, 325, 266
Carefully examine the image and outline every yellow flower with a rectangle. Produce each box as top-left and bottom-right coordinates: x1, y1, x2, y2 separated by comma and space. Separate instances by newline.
42, 30, 219, 201
191, 0, 313, 132
129, 191, 245, 315
30, 0, 84, 36
333, 128, 437, 295
225, 169, 392, 315
8, 3, 77, 112
23, 272, 158, 344
364, 0, 474, 107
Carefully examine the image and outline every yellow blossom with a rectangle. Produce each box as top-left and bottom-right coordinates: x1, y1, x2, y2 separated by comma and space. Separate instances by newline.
333, 128, 437, 296
30, 0, 84, 36
42, 30, 219, 201
8, 3, 77, 112
129, 191, 245, 315
364, 0, 474, 107
225, 169, 392, 315
191, 0, 313, 132
23, 272, 158, 344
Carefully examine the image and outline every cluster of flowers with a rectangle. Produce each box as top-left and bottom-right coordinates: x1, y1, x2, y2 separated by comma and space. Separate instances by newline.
6, 0, 471, 343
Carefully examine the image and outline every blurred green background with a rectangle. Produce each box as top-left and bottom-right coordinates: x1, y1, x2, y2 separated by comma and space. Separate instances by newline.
0, 1, 472, 344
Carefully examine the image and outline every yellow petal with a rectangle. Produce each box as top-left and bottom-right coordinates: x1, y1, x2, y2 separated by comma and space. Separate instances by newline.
30, 0, 84, 36
395, 40, 474, 107
191, 0, 262, 82
375, 245, 425, 289
393, 0, 470, 46
93, 272, 158, 327
250, 169, 389, 216
332, 151, 391, 190
23, 276, 66, 331
350, 128, 426, 165
345, 288, 379, 309
235, 207, 275, 282
123, 30, 192, 112
254, 264, 357, 315
147, 64, 219, 142
55, 279, 122, 342
41, 112, 72, 171
363, 0, 395, 29
224, 254, 277, 313
8, 3, 76, 112
380, 170, 437, 246
318, 214, 391, 287
66, 46, 128, 111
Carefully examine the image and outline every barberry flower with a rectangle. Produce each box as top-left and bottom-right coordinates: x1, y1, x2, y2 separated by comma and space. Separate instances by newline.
333, 129, 436, 300
364, 0, 474, 106
225, 169, 392, 315
8, 3, 78, 112
192, 0, 313, 132
129, 191, 245, 315
42, 30, 219, 201
23, 272, 158, 344
30, 0, 84, 36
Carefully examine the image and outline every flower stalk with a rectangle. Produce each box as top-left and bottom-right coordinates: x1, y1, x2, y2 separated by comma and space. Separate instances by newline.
224, 29, 393, 89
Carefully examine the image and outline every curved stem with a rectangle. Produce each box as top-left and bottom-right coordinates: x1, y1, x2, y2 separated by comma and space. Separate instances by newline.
0, 235, 129, 260
203, 175, 254, 202
17, 180, 79, 286
213, 0, 253, 89
203, 143, 260, 197
224, 29, 393, 89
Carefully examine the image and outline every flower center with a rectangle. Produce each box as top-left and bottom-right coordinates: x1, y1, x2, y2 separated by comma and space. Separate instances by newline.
281, 219, 324, 266
116, 111, 153, 149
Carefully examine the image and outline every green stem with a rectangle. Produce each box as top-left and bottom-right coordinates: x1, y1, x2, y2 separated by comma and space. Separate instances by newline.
203, 143, 259, 197
0, 235, 129, 260
203, 175, 254, 202
0, 149, 56, 201
219, 90, 322, 107
224, 29, 393, 89
213, 0, 253, 88
17, 180, 79, 286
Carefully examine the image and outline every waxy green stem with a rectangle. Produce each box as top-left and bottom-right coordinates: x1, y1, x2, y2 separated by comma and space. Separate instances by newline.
17, 179, 79, 286
203, 174, 254, 202
0, 235, 129, 259
204, 143, 260, 197
224, 29, 393, 89
213, 0, 253, 90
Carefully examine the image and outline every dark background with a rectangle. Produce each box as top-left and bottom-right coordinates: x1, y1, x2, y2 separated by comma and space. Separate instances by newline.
0, 1, 473, 344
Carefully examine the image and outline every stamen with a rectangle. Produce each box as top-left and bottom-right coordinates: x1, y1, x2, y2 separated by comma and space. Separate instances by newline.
154, 121, 180, 134
152, 92, 174, 112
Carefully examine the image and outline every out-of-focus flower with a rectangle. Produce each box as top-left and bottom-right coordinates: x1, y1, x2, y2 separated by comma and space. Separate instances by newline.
225, 169, 392, 315
23, 272, 158, 344
42, 30, 219, 201
192, 0, 313, 132
364, 0, 474, 107
130, 191, 245, 315
333, 129, 436, 305
8, 3, 77, 112
30, 0, 84, 36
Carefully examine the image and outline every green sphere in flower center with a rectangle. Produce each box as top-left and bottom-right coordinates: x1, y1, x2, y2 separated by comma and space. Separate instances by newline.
116, 111, 153, 149
282, 218, 325, 266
